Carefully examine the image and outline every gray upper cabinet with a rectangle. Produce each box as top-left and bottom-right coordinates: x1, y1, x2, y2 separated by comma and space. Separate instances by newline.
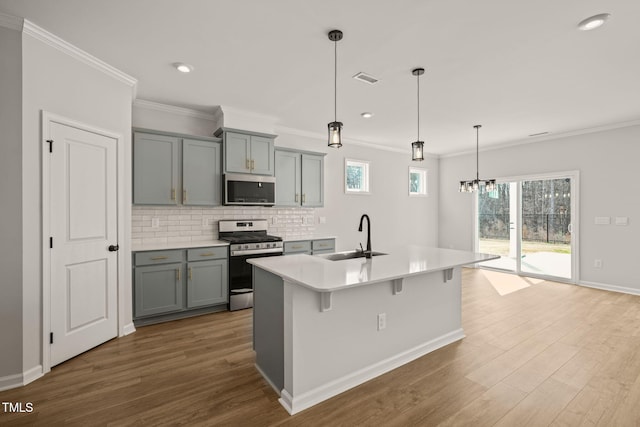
133, 129, 221, 206
215, 128, 276, 176
133, 133, 179, 205
275, 149, 325, 207
183, 139, 221, 205
275, 150, 301, 206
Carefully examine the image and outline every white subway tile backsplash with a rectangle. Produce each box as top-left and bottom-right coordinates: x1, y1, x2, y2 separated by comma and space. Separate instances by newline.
132, 205, 317, 245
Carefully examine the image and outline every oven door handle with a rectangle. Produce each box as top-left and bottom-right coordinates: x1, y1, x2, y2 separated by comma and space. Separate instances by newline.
230, 248, 283, 256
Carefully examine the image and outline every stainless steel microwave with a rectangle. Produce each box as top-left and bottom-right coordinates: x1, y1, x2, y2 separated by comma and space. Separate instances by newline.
224, 173, 276, 206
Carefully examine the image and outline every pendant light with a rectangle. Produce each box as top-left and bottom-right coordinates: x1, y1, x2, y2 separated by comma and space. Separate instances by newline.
327, 30, 343, 148
411, 67, 425, 161
459, 125, 496, 193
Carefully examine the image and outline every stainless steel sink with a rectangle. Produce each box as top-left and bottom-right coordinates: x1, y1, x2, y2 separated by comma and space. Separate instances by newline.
319, 250, 387, 261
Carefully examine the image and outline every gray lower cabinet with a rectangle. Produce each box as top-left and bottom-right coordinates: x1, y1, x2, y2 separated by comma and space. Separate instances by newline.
283, 238, 335, 255
133, 129, 222, 206
134, 263, 183, 317
275, 149, 325, 207
133, 246, 228, 324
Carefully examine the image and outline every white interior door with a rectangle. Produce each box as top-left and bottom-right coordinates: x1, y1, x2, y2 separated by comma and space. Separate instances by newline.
49, 121, 118, 366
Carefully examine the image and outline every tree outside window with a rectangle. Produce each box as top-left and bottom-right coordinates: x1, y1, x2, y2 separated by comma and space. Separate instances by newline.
345, 159, 370, 194
409, 167, 427, 196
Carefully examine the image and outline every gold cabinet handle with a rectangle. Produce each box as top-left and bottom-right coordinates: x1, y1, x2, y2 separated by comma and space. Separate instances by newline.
251, 159, 255, 170
171, 188, 176, 200
292, 245, 303, 249
318, 244, 327, 247
246, 159, 250, 170
176, 269, 181, 281
150, 256, 168, 260
200, 252, 214, 257
189, 267, 192, 281
295, 193, 299, 202
183, 189, 187, 202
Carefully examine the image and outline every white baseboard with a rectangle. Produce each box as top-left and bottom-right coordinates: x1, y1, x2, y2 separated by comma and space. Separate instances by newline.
0, 365, 43, 392
579, 280, 640, 296
122, 322, 136, 336
279, 328, 465, 415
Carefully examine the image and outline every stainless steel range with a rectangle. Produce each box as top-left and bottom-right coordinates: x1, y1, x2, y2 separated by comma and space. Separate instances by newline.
219, 219, 283, 311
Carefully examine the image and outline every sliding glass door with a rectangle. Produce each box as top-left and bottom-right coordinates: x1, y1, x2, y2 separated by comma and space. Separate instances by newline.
476, 173, 577, 282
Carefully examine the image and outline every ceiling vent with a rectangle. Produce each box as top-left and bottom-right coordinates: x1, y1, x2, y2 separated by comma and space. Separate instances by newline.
353, 72, 380, 85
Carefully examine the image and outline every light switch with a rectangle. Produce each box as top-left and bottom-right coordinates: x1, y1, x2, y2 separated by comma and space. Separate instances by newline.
594, 216, 610, 225
615, 217, 629, 226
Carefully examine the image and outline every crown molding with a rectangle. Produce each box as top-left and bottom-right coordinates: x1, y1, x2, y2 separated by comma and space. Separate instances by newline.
20, 18, 137, 93
275, 124, 439, 159
0, 12, 23, 30
439, 119, 640, 159
134, 99, 221, 122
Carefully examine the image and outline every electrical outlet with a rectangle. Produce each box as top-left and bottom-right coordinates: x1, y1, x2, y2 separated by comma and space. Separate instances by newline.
377, 313, 386, 331
271, 217, 277, 225
319, 216, 326, 224
151, 217, 160, 228
594, 259, 602, 268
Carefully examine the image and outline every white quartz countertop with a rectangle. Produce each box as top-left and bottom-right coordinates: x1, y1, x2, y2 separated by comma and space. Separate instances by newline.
132, 240, 229, 252
248, 245, 499, 292
282, 235, 336, 242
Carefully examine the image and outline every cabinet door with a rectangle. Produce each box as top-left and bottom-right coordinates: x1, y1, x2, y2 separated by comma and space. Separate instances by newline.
283, 241, 312, 255
225, 132, 251, 173
134, 263, 184, 317
275, 151, 301, 206
183, 139, 221, 206
187, 260, 228, 308
250, 135, 275, 175
301, 154, 324, 207
133, 132, 179, 205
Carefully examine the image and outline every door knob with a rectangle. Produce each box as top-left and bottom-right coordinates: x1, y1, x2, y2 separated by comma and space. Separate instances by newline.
108, 244, 119, 252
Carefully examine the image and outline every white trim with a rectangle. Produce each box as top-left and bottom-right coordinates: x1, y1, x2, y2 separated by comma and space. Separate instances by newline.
21, 19, 137, 93
122, 322, 136, 336
0, 12, 23, 30
440, 119, 640, 159
279, 329, 465, 415
275, 124, 439, 158
41, 111, 126, 373
0, 366, 43, 392
133, 99, 221, 122
408, 166, 428, 197
344, 158, 371, 195
579, 280, 640, 296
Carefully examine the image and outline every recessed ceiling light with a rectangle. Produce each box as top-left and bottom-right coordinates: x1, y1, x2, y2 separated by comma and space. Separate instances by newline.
577, 13, 610, 31
173, 62, 194, 73
361, 112, 373, 118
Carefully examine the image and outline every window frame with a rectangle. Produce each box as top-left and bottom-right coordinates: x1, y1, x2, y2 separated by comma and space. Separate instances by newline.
344, 158, 371, 195
408, 166, 428, 197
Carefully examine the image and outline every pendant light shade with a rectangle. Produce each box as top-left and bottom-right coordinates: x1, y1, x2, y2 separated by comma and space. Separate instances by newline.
411, 67, 425, 161
459, 125, 496, 193
327, 30, 343, 148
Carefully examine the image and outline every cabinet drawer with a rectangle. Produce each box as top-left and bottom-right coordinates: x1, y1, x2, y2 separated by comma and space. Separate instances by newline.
135, 250, 183, 266
312, 239, 335, 253
284, 240, 311, 254
187, 246, 228, 261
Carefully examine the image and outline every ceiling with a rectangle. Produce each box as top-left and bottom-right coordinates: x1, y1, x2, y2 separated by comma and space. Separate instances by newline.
1, 0, 639, 155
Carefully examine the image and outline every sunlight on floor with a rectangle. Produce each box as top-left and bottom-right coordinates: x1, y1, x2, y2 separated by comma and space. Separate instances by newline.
481, 269, 545, 296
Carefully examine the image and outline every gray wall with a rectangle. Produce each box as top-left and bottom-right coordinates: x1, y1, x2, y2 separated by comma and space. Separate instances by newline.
439, 125, 640, 291
0, 25, 23, 380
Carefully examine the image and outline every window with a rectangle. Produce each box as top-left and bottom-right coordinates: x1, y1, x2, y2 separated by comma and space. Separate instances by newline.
409, 167, 427, 196
345, 159, 370, 194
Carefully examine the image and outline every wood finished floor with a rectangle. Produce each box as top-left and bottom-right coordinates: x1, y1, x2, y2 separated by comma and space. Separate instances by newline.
2, 268, 640, 426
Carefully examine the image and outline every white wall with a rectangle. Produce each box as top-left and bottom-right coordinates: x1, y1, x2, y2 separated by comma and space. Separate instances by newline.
276, 132, 439, 252
17, 28, 133, 377
0, 25, 24, 381
439, 125, 640, 291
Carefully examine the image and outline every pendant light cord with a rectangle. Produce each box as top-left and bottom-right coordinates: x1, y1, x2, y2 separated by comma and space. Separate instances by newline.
476, 126, 480, 181
334, 39, 337, 122
417, 73, 420, 141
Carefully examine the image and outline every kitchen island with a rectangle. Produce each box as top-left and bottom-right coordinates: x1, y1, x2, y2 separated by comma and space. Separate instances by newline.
248, 245, 498, 415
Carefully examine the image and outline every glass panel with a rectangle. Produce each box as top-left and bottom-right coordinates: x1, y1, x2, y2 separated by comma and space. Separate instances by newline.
345, 160, 370, 193
521, 178, 571, 278
478, 182, 518, 271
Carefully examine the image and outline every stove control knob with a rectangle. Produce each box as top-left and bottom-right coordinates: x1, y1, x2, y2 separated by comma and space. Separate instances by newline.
243, 245, 249, 249
255, 244, 260, 249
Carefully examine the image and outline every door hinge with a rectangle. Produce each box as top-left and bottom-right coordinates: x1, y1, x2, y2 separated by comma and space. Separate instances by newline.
50, 332, 53, 344
49, 237, 53, 248
46, 139, 53, 153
